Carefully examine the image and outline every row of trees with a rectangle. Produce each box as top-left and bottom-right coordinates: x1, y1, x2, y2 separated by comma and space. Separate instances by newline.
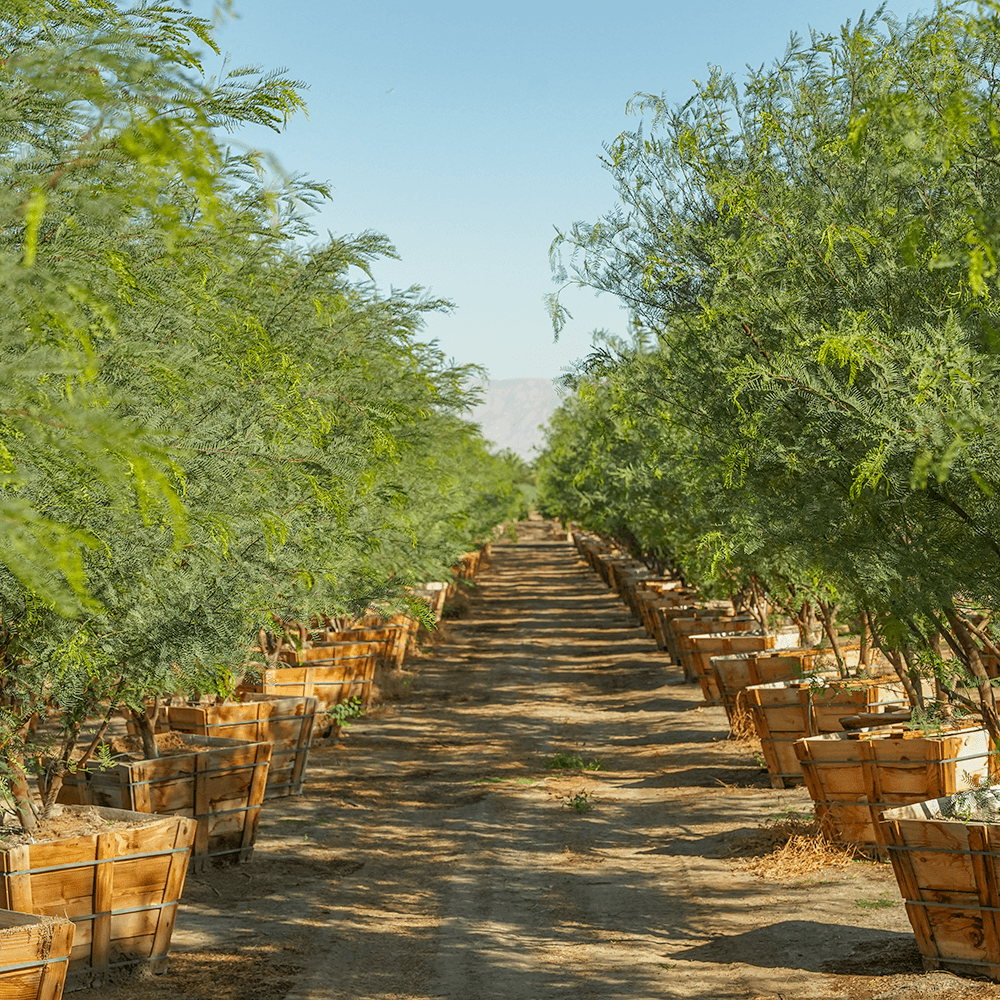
537, 3, 1000, 741
1, 0, 526, 797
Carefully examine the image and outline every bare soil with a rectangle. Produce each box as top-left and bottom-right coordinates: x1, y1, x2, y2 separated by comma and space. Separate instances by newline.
75, 520, 1000, 999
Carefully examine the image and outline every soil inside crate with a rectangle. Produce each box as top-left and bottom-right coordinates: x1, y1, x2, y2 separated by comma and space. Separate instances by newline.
0, 805, 162, 849
103, 732, 219, 758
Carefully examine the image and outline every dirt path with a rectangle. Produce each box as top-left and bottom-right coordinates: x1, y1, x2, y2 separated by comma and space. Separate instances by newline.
84, 520, 998, 1000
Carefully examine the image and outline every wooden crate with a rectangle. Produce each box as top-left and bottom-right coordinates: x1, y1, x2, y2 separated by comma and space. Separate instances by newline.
646, 601, 698, 651
57, 734, 271, 872
272, 640, 379, 709
0, 909, 74, 1000
881, 791, 1000, 979
686, 631, 775, 704
595, 553, 637, 589
795, 726, 990, 852
671, 616, 756, 680
634, 587, 687, 640
633, 578, 683, 606
454, 551, 481, 579
355, 615, 416, 668
746, 676, 909, 789
320, 628, 399, 668
711, 645, 863, 724
165, 696, 316, 799
0, 806, 195, 989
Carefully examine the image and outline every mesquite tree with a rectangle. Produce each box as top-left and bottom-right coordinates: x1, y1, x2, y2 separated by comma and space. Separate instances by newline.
540, 4, 1000, 739
0, 1, 526, 829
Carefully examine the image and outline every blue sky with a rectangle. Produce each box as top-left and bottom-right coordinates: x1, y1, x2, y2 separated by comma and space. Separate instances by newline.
193, 1, 929, 381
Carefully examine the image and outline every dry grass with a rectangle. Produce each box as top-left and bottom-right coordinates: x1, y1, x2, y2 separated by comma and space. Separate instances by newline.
729, 814, 860, 879
370, 663, 418, 703
727, 693, 760, 745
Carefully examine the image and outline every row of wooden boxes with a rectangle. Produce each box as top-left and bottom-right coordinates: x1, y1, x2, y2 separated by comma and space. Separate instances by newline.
0, 579, 465, 998
571, 529, 1000, 983
19, 544, 498, 994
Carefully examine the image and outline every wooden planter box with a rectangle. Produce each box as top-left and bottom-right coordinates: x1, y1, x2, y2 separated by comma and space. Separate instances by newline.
745, 675, 907, 788
270, 640, 379, 710
711, 645, 863, 725
795, 726, 990, 853
0, 910, 74, 999
672, 616, 757, 682
631, 580, 684, 625
319, 614, 416, 669
645, 601, 697, 651
881, 791, 1000, 979
58, 734, 271, 872
320, 627, 398, 669
595, 553, 633, 588
686, 631, 776, 704
0, 806, 195, 989
634, 587, 689, 641
355, 614, 416, 668
165, 696, 317, 800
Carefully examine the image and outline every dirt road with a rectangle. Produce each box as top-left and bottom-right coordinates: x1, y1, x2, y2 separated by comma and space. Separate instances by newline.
84, 519, 997, 1000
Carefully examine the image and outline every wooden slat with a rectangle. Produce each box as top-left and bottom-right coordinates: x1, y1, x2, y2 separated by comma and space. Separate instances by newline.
3, 846, 32, 913
37, 919, 75, 1000
89, 832, 115, 977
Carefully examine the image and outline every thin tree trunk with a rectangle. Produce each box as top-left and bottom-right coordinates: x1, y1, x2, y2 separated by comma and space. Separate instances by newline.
858, 610, 871, 668
881, 646, 923, 710
816, 599, 847, 678
131, 703, 161, 760
944, 607, 1000, 753
8, 754, 37, 833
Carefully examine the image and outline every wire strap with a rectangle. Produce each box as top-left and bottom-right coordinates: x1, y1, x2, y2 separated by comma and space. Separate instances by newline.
7, 844, 191, 876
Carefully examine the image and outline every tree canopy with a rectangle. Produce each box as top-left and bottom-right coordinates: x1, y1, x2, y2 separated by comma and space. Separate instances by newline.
538, 2, 1000, 734
0, 0, 527, 777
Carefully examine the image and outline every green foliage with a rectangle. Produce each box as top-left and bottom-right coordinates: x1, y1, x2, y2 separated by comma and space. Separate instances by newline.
854, 897, 897, 910
325, 696, 365, 731
563, 791, 595, 812
545, 752, 604, 771
539, 3, 1000, 731
0, 0, 526, 825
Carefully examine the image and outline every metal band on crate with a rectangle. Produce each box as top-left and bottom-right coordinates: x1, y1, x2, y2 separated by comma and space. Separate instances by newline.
903, 897, 1000, 914
191, 803, 262, 818
121, 761, 270, 787
799, 749, 988, 768
6, 845, 192, 876
0, 955, 71, 974
185, 714, 307, 730
886, 843, 1000, 858
267, 678, 372, 684
51, 900, 181, 923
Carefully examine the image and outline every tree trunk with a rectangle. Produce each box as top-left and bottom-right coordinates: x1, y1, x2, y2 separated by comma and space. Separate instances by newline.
816, 599, 847, 678
131, 705, 161, 760
8, 754, 37, 833
944, 607, 1000, 757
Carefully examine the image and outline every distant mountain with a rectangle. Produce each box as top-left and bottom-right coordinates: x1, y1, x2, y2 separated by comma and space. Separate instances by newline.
469, 378, 560, 460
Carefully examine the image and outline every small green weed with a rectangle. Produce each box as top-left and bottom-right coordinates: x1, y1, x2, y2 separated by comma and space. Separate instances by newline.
546, 752, 604, 771
564, 791, 594, 812
770, 806, 813, 823
854, 896, 896, 910
326, 696, 365, 730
